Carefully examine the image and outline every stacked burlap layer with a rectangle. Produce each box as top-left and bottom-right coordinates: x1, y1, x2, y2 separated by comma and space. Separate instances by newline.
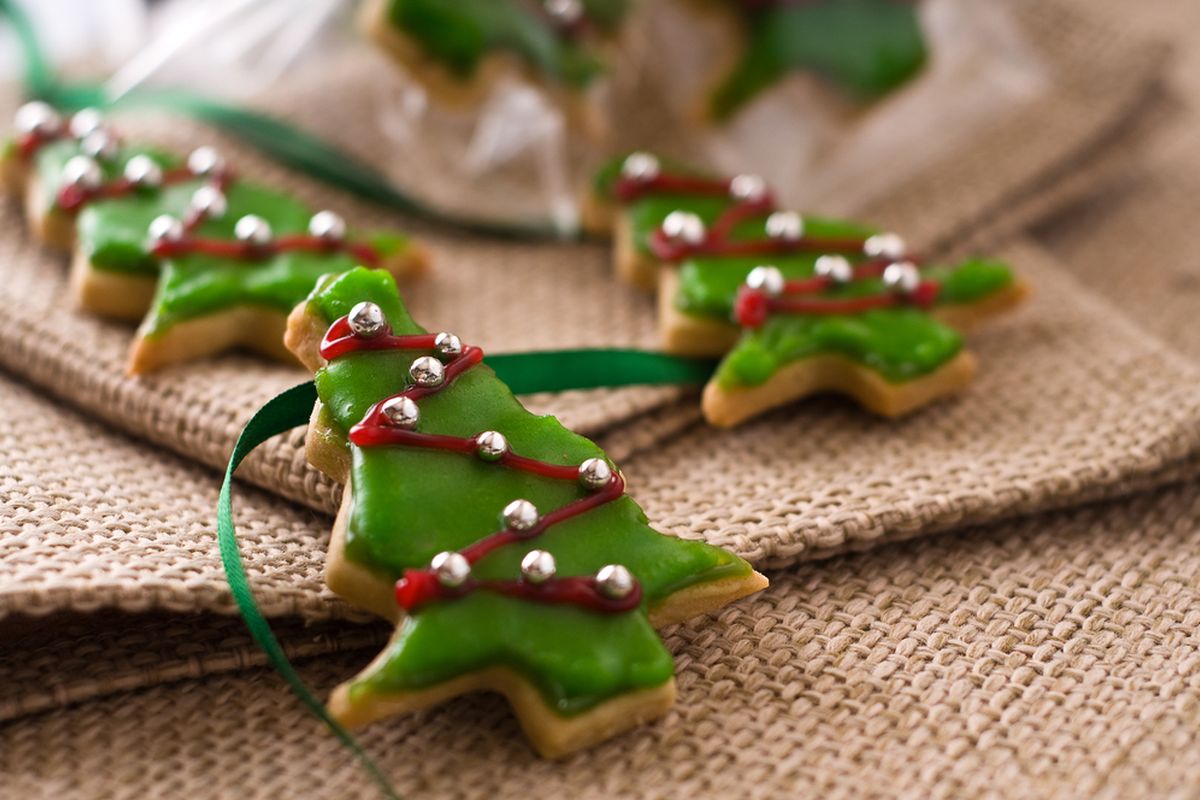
3, 0, 1200, 796
4, 481, 1200, 800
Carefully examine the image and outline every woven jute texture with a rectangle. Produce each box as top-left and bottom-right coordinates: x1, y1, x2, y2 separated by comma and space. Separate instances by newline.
5, 478, 1200, 800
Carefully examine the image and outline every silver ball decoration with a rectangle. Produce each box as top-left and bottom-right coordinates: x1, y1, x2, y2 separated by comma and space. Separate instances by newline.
431, 551, 471, 588
62, 155, 103, 191
434, 332, 462, 357
475, 430, 509, 462
544, 0, 583, 24
186, 146, 225, 177
123, 154, 164, 189
660, 210, 706, 245
67, 108, 104, 139
620, 152, 660, 182
80, 130, 118, 162
308, 210, 347, 241
863, 232, 907, 260
408, 356, 445, 388
14, 101, 62, 137
729, 173, 767, 203
146, 214, 184, 247
347, 301, 386, 338
578, 457, 613, 491
882, 261, 922, 294
502, 499, 539, 532
765, 210, 804, 241
190, 185, 228, 219
595, 564, 635, 600
234, 214, 273, 246
520, 549, 557, 584
814, 254, 854, 284
745, 265, 785, 297
380, 396, 419, 429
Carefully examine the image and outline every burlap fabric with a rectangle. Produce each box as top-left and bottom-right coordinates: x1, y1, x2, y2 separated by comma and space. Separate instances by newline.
3, 0, 1200, 796
4, 479, 1200, 799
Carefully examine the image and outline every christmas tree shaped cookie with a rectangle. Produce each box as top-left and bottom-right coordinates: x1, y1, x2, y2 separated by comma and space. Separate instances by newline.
283, 267, 766, 757
702, 0, 928, 120
1, 102, 426, 373
361, 0, 630, 131
590, 152, 1028, 426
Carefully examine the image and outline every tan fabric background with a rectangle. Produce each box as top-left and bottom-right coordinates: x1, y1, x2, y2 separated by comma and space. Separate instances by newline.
5, 480, 1200, 800
3, 0, 1200, 797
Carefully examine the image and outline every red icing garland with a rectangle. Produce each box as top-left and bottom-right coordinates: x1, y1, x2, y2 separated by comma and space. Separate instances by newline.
319, 316, 641, 615
17, 113, 384, 268
617, 160, 940, 327
734, 279, 940, 327
152, 233, 384, 269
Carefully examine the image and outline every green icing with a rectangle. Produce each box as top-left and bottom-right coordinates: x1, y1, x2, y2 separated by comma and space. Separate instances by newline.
710, 258, 1015, 388
308, 268, 754, 714
385, 0, 630, 89
712, 0, 927, 119
144, 183, 360, 335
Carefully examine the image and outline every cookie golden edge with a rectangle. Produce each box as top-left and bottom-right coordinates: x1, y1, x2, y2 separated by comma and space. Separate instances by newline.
284, 300, 768, 757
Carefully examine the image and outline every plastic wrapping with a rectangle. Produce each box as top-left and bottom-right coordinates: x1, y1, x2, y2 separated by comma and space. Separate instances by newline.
92, 0, 1048, 232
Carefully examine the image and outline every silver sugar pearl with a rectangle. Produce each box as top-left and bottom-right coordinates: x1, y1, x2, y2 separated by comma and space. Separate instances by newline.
186, 146, 225, 177
578, 457, 613, 491
883, 261, 922, 294
62, 155, 103, 191
308, 209, 347, 241
409, 355, 445, 388
620, 152, 660, 182
502, 499, 539, 532
660, 210, 706, 245
863, 232, 907, 260
14, 101, 62, 137
190, 185, 228, 219
814, 254, 854, 284
475, 430, 509, 462
729, 173, 767, 203
745, 265, 785, 297
67, 108, 104, 139
234, 214, 273, 245
765, 210, 804, 241
544, 0, 583, 24
146, 214, 184, 246
80, 130, 118, 162
434, 332, 462, 357
123, 154, 163, 188
520, 549, 557, 584
380, 396, 419, 429
347, 301, 386, 338
431, 551, 471, 588
595, 564, 635, 600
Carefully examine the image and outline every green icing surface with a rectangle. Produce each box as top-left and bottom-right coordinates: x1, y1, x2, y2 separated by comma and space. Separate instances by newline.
712, 0, 927, 119
309, 268, 754, 714
145, 183, 362, 335
711, 258, 1015, 388
385, 0, 630, 89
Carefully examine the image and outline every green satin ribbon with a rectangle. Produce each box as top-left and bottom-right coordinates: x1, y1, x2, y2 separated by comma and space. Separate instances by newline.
218, 382, 401, 799
0, 0, 578, 241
